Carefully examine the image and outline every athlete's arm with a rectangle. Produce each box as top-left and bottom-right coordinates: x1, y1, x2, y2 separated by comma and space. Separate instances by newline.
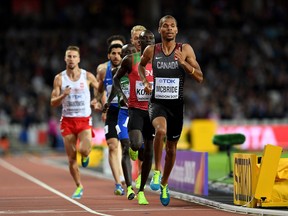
138, 45, 154, 94
110, 55, 132, 106
93, 63, 107, 111
87, 71, 98, 90
175, 44, 203, 83
50, 73, 71, 107
95, 63, 106, 103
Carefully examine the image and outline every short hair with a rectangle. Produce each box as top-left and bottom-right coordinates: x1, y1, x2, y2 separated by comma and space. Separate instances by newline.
130, 25, 146, 37
159, 15, 177, 27
106, 35, 126, 46
107, 43, 123, 54
66, 45, 80, 54
121, 44, 136, 58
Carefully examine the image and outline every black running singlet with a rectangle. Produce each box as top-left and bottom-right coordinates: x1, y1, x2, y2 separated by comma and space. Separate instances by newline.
151, 43, 186, 106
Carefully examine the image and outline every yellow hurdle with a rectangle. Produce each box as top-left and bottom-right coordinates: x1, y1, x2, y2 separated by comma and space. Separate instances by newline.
234, 144, 288, 208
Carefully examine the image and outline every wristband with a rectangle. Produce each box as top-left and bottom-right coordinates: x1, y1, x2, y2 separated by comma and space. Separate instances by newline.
191, 67, 195, 75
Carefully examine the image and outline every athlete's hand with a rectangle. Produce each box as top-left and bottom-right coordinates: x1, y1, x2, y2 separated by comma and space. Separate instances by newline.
63, 85, 71, 97
144, 82, 152, 94
102, 103, 110, 113
119, 94, 128, 107
175, 48, 185, 65
91, 99, 102, 112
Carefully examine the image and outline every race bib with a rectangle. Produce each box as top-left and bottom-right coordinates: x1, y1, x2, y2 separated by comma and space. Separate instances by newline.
135, 80, 153, 101
154, 77, 179, 99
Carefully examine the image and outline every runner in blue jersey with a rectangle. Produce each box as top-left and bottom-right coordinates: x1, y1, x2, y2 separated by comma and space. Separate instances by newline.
94, 42, 125, 196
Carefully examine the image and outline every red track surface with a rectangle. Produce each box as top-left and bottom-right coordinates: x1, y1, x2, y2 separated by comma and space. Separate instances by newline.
0, 154, 244, 216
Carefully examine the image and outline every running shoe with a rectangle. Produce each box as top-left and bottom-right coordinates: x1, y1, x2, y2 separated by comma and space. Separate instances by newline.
129, 147, 138, 161
114, 183, 125, 196
138, 191, 149, 205
160, 184, 170, 206
126, 185, 136, 200
150, 170, 161, 191
81, 156, 90, 168
72, 186, 83, 199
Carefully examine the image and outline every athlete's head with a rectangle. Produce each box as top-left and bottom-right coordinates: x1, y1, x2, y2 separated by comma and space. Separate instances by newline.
130, 25, 146, 52
65, 45, 80, 70
139, 30, 155, 53
106, 34, 126, 46
121, 44, 137, 58
107, 43, 122, 67
158, 15, 178, 42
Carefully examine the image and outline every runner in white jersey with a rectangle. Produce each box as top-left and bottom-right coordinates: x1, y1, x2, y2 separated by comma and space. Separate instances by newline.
61, 69, 92, 117
50, 45, 98, 200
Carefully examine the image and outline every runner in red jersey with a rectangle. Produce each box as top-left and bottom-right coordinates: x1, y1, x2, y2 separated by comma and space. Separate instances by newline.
110, 29, 155, 205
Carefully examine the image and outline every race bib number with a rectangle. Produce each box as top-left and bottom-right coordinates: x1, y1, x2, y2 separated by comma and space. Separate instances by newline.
154, 78, 179, 99
135, 81, 153, 101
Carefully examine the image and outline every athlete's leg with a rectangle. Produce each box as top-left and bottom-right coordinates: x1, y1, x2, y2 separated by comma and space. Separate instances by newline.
120, 138, 132, 186
107, 137, 122, 184
129, 130, 143, 151
77, 129, 92, 157
139, 139, 153, 191
152, 116, 167, 172
161, 139, 178, 186
63, 134, 82, 188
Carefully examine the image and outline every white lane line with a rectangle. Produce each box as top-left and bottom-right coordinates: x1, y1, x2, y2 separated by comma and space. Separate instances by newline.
0, 158, 112, 216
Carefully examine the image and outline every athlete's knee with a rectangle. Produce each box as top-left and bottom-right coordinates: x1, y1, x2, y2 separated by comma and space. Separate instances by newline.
121, 139, 130, 155
107, 140, 118, 151
78, 147, 90, 157
155, 127, 166, 138
68, 157, 77, 166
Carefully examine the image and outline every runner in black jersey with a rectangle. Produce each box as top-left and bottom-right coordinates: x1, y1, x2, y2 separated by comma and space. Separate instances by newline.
138, 15, 203, 206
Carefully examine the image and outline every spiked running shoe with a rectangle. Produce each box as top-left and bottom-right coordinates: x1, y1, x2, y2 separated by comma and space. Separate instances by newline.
150, 170, 161, 191
129, 147, 138, 161
81, 156, 90, 168
114, 183, 125, 196
138, 191, 149, 205
72, 187, 83, 199
126, 186, 136, 200
160, 184, 170, 206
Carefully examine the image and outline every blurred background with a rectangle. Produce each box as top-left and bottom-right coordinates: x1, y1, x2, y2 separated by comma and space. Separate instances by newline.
0, 0, 288, 153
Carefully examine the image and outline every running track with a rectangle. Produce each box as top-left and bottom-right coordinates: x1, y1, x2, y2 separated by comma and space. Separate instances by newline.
0, 154, 248, 216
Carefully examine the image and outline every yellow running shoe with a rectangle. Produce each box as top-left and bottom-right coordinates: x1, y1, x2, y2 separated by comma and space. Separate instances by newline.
81, 156, 90, 168
150, 170, 161, 191
160, 184, 170, 206
138, 191, 149, 205
72, 186, 83, 199
127, 185, 136, 200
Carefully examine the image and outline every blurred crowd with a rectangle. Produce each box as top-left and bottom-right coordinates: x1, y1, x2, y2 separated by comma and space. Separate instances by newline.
0, 0, 288, 133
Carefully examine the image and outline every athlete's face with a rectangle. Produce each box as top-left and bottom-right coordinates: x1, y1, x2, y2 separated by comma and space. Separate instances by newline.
121, 44, 137, 58
65, 50, 80, 70
139, 31, 155, 50
158, 18, 178, 42
130, 30, 143, 52
108, 47, 122, 67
